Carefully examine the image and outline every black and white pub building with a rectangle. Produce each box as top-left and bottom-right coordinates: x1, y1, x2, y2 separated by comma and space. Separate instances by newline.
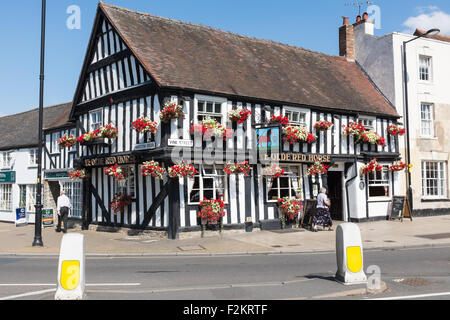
43, 3, 402, 238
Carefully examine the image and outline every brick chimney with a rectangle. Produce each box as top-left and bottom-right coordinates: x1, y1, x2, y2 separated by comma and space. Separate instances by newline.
339, 16, 355, 61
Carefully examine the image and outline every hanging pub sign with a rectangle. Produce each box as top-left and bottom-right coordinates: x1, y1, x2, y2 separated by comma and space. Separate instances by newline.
83, 155, 137, 168
256, 126, 281, 152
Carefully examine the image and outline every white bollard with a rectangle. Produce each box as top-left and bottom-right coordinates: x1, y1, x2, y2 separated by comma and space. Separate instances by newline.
55, 233, 86, 300
335, 223, 367, 285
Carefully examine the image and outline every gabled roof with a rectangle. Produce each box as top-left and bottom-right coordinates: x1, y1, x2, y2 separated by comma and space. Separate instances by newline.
0, 102, 72, 151
99, 2, 398, 118
414, 28, 450, 43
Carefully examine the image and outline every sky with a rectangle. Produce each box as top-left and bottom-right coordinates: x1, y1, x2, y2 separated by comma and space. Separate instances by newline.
1, 0, 450, 116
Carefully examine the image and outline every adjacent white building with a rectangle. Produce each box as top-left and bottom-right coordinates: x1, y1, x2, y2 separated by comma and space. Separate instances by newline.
340, 13, 450, 215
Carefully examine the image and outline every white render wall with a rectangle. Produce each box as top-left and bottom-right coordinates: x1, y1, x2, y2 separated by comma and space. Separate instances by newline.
0, 148, 38, 223
354, 22, 450, 210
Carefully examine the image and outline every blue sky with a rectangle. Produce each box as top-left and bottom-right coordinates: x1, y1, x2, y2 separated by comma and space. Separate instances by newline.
1, 0, 450, 116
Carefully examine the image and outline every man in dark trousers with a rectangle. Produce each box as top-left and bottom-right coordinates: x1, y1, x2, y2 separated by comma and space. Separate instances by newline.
56, 190, 72, 233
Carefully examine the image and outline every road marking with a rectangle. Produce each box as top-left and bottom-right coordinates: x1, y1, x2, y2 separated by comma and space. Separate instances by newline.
370, 292, 450, 300
0, 289, 56, 300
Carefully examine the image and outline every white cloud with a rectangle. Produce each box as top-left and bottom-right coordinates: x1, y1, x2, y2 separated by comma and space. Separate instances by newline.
403, 7, 450, 35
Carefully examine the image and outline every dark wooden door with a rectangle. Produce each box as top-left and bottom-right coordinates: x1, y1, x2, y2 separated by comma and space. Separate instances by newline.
327, 172, 343, 221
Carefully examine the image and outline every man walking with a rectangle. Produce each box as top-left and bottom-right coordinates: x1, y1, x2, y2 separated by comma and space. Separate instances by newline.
56, 190, 72, 233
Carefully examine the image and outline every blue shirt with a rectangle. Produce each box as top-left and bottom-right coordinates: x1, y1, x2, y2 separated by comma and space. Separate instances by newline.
317, 193, 329, 209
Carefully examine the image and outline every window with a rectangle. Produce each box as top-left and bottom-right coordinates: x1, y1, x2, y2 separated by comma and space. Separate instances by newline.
420, 103, 434, 137
1, 152, 12, 168
422, 161, 447, 199
29, 149, 38, 166
368, 166, 390, 198
51, 132, 61, 153
113, 166, 136, 198
19, 185, 37, 213
267, 166, 301, 201
90, 109, 103, 131
0, 184, 12, 211
284, 110, 307, 127
197, 99, 223, 124
189, 165, 227, 204
360, 117, 376, 130
61, 181, 83, 218
419, 56, 432, 82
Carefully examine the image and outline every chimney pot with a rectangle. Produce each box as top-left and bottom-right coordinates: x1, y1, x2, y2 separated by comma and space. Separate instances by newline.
342, 16, 349, 26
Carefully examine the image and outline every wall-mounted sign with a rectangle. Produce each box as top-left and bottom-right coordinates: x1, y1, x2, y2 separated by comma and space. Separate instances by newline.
256, 126, 280, 152
168, 139, 194, 147
84, 155, 137, 168
263, 153, 331, 163
45, 171, 70, 180
0, 171, 16, 183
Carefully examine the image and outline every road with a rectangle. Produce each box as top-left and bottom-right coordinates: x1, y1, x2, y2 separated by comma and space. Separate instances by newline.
0, 246, 449, 301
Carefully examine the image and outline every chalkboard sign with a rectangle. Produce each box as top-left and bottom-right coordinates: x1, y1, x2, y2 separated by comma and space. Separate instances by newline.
301, 200, 317, 229
389, 196, 413, 222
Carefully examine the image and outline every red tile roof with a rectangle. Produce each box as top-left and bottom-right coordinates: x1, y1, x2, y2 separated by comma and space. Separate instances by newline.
100, 3, 398, 118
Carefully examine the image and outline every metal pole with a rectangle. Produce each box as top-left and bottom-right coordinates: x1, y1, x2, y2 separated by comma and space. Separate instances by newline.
402, 41, 413, 212
33, 0, 46, 247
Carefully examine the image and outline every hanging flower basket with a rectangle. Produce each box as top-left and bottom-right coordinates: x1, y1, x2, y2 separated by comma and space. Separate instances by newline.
141, 161, 166, 180
104, 164, 127, 181
69, 169, 86, 180
77, 131, 99, 144
282, 126, 316, 144
110, 193, 132, 215
268, 115, 290, 127
160, 101, 184, 123
389, 161, 408, 172
132, 117, 158, 134
58, 134, 77, 149
358, 130, 386, 147
263, 163, 285, 179
98, 124, 119, 139
314, 120, 334, 131
342, 122, 366, 137
168, 162, 198, 179
387, 124, 406, 136
306, 162, 330, 176
278, 197, 304, 222
198, 199, 226, 224
228, 108, 252, 124
360, 158, 383, 175
189, 117, 232, 141
224, 161, 251, 176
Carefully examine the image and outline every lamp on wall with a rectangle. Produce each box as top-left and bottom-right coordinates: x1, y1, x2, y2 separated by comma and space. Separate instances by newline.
402, 28, 440, 213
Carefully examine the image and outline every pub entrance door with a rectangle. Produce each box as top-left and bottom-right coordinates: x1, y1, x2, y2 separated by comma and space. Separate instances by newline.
327, 172, 343, 221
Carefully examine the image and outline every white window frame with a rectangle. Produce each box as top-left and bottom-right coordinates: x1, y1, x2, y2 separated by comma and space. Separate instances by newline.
420, 102, 434, 138
283, 106, 310, 128
422, 161, 447, 199
359, 116, 376, 131
51, 132, 61, 154
194, 95, 226, 126
188, 164, 228, 205
29, 149, 38, 167
89, 108, 103, 132
418, 55, 432, 83
61, 181, 83, 218
0, 184, 12, 211
1, 152, 12, 169
19, 185, 37, 213
266, 165, 301, 202
368, 165, 391, 199
113, 165, 136, 198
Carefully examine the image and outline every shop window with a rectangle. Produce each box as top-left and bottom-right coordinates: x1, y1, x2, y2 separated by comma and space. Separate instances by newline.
266, 166, 300, 202
368, 166, 390, 198
61, 181, 83, 218
422, 161, 447, 199
19, 185, 37, 213
188, 165, 227, 204
0, 184, 12, 211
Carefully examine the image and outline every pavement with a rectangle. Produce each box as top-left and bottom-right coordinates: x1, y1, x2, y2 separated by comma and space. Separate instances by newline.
1, 215, 450, 256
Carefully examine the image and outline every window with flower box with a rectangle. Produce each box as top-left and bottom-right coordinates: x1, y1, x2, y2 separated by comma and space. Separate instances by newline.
359, 116, 376, 131
266, 166, 301, 202
89, 109, 103, 131
283, 107, 308, 128
368, 165, 390, 198
196, 98, 224, 124
422, 161, 447, 199
113, 165, 136, 198
188, 165, 227, 205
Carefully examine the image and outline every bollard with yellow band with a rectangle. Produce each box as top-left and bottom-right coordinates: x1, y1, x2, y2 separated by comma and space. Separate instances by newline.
335, 223, 367, 285
55, 233, 85, 300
